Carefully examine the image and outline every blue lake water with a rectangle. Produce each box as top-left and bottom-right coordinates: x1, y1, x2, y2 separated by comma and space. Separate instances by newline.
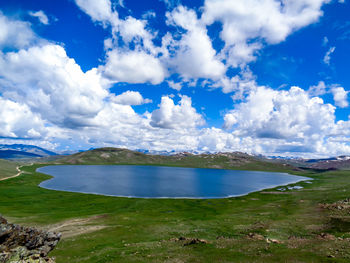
37, 165, 310, 199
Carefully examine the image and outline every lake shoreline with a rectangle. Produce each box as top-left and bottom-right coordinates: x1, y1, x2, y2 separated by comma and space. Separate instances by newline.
37, 164, 311, 199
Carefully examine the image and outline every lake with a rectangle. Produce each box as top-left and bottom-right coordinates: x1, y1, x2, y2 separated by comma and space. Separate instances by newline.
37, 165, 310, 199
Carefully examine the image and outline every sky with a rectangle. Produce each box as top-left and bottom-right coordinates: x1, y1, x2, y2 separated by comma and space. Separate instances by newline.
0, 0, 349, 157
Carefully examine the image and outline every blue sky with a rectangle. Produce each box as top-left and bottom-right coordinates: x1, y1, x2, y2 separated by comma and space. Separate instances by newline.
0, 0, 349, 157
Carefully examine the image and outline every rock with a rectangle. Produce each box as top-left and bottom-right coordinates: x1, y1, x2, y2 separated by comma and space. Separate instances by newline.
318, 233, 336, 241
266, 238, 283, 244
171, 237, 209, 246
247, 233, 265, 241
0, 216, 61, 263
183, 238, 208, 246
319, 198, 350, 211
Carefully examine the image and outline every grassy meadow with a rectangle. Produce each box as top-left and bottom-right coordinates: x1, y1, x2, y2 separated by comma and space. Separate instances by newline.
0, 159, 18, 180
0, 162, 349, 262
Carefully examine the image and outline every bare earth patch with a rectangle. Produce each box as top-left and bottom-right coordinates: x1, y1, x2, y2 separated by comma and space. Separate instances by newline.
45, 215, 109, 239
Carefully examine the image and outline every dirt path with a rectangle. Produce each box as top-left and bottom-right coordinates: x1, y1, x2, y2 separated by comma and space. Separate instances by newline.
0, 163, 33, 181
46, 215, 109, 239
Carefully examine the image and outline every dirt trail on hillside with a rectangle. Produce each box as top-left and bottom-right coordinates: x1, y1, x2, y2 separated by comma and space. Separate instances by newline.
0, 163, 33, 181
46, 215, 109, 239
1, 165, 25, 181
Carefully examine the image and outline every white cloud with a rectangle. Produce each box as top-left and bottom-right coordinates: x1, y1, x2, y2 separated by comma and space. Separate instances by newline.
150, 95, 204, 129
331, 86, 348, 108
197, 128, 238, 152
224, 86, 335, 140
308, 82, 349, 108
322, 36, 329, 46
0, 44, 108, 128
112, 91, 152, 105
117, 16, 158, 54
142, 10, 156, 20
74, 0, 168, 85
167, 80, 182, 91
308, 81, 327, 96
161, 0, 180, 9
102, 49, 166, 84
1, 3, 350, 158
323, 46, 336, 65
165, 6, 225, 80
117, 0, 125, 8
73, 0, 330, 86
0, 98, 47, 139
212, 67, 258, 98
74, 0, 114, 24
202, 0, 330, 67
29, 10, 49, 25
221, 85, 350, 157
0, 12, 38, 49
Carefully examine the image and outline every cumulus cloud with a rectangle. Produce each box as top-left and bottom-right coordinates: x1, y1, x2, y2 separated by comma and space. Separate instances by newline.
75, 0, 167, 84
0, 98, 47, 139
151, 95, 204, 129
308, 82, 349, 109
73, 0, 331, 85
29, 10, 49, 25
221, 85, 350, 156
202, 0, 330, 67
103, 49, 166, 84
0, 12, 38, 49
74, 0, 114, 24
224, 86, 335, 140
165, 6, 225, 80
0, 44, 108, 128
112, 91, 152, 105
212, 67, 258, 98
1, 3, 349, 158
197, 128, 239, 152
117, 16, 158, 53
331, 86, 348, 108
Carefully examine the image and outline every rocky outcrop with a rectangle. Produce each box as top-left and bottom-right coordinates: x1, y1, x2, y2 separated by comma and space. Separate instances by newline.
170, 236, 209, 246
319, 198, 350, 212
0, 216, 61, 263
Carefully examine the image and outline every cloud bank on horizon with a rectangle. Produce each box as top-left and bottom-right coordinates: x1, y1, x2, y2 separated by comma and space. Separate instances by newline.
0, 0, 349, 157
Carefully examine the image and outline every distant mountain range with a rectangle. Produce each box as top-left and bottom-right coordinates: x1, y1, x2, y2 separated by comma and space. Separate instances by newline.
305, 156, 350, 170
0, 144, 57, 159
1, 144, 350, 170
269, 155, 350, 170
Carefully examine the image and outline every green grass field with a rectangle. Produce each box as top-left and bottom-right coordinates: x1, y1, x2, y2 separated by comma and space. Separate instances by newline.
0, 163, 350, 262
0, 159, 18, 180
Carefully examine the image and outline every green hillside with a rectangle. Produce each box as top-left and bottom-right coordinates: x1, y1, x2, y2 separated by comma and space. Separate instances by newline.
0, 159, 18, 180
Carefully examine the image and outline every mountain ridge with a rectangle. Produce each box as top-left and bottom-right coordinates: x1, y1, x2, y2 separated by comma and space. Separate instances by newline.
0, 144, 57, 159
52, 147, 294, 172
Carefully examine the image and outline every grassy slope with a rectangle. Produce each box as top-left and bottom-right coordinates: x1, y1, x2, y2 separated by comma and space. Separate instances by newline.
0, 158, 18, 179
0, 163, 349, 262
